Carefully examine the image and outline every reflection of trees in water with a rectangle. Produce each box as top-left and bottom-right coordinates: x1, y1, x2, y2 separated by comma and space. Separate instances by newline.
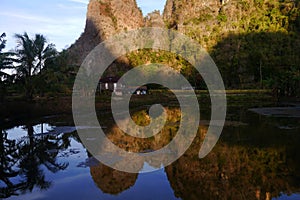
0, 129, 19, 198
105, 108, 181, 153
0, 124, 70, 198
89, 107, 182, 194
90, 107, 300, 199
89, 107, 197, 193
165, 124, 300, 200
96, 107, 197, 171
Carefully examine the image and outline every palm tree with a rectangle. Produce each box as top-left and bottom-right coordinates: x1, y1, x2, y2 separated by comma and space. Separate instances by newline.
14, 32, 57, 99
0, 32, 15, 101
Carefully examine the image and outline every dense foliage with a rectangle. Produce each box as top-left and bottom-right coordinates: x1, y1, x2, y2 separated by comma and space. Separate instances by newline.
0, 32, 76, 101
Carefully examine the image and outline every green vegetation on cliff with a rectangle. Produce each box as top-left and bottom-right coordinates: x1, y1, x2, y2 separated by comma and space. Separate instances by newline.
163, 0, 300, 93
127, 0, 300, 94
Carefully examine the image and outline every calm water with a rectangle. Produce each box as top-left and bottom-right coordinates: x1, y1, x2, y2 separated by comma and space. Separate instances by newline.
1, 107, 300, 200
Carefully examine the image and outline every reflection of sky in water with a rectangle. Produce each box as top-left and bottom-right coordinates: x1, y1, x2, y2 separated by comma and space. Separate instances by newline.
6, 124, 54, 140
274, 194, 300, 200
120, 168, 180, 200
3, 124, 180, 200
2, 113, 300, 200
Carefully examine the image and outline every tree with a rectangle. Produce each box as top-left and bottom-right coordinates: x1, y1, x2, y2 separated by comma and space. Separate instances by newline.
0, 33, 15, 101
38, 49, 76, 96
14, 32, 57, 100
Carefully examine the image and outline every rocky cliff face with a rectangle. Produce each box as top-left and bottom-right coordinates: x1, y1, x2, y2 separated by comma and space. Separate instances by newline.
68, 0, 300, 60
145, 10, 165, 28
162, 0, 300, 88
163, 0, 251, 50
68, 0, 299, 90
68, 0, 144, 65
163, 0, 221, 27
67, 0, 236, 65
163, 0, 300, 49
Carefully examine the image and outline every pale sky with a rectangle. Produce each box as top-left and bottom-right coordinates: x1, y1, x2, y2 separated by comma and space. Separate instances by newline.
0, 0, 166, 52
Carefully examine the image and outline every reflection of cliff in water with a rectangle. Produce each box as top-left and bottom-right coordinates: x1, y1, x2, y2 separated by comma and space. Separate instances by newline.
105, 108, 181, 152
92, 107, 300, 199
165, 119, 300, 200
89, 107, 207, 194
89, 107, 184, 195
90, 161, 138, 195
96, 107, 199, 170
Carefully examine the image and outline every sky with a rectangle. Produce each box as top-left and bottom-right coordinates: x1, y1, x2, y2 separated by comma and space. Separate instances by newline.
1, 0, 166, 52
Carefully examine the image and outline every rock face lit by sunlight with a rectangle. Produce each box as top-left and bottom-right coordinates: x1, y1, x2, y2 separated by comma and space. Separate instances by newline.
67, 0, 144, 65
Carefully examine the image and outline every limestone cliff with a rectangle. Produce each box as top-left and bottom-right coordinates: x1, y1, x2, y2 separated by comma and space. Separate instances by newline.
67, 0, 300, 90
162, 0, 300, 88
163, 0, 221, 28
163, 0, 253, 49
68, 0, 144, 65
163, 0, 299, 49
145, 10, 165, 28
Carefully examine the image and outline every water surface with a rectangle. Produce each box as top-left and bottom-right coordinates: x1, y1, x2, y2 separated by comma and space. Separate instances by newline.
1, 107, 300, 200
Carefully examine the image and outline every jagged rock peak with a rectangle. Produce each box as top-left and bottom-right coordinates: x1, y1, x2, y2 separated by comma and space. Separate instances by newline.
163, 0, 221, 26
145, 10, 165, 28
86, 0, 144, 39
68, 0, 144, 65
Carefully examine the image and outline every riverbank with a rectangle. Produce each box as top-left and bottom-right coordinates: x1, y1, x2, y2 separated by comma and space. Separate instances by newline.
1, 89, 296, 127
0, 97, 73, 126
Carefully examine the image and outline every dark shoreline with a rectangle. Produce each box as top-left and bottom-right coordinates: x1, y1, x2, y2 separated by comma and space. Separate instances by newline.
1, 90, 298, 129
0, 97, 73, 127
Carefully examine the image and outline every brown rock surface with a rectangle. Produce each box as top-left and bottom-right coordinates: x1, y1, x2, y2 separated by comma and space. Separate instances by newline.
68, 0, 144, 65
